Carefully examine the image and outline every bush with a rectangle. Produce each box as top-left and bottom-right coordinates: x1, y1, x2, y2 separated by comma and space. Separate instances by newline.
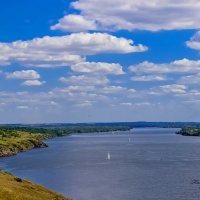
14, 177, 22, 182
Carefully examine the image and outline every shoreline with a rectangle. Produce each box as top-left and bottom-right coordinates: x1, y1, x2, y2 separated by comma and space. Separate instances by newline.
0, 136, 49, 157
0, 143, 48, 157
0, 171, 72, 200
176, 127, 200, 136
0, 126, 131, 158
0, 129, 72, 199
0, 126, 130, 199
0, 127, 188, 200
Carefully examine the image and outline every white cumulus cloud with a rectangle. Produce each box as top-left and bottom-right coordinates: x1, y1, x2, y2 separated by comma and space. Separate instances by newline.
71, 62, 125, 75
160, 84, 187, 94
0, 33, 147, 68
59, 75, 109, 85
129, 59, 200, 74
51, 14, 97, 32
131, 75, 167, 81
22, 80, 45, 86
6, 70, 40, 80
186, 31, 200, 50
178, 74, 200, 85
51, 0, 200, 32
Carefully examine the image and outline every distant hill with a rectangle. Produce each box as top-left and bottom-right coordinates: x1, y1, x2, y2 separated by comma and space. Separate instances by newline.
1, 122, 200, 128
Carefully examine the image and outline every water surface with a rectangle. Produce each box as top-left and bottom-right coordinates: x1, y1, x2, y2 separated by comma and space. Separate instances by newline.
1, 128, 200, 200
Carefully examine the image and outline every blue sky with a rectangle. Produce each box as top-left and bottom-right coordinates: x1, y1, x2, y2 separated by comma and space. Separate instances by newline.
1, 0, 200, 123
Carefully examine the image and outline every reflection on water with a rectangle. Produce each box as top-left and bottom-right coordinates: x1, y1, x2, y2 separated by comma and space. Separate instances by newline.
1, 128, 200, 200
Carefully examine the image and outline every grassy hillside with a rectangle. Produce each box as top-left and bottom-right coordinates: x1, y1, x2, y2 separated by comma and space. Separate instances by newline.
0, 172, 71, 200
0, 129, 51, 157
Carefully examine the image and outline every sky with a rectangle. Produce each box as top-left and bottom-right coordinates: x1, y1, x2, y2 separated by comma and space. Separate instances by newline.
1, 0, 200, 123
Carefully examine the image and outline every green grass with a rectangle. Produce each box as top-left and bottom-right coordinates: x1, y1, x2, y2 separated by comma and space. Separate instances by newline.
0, 130, 51, 157
0, 172, 71, 200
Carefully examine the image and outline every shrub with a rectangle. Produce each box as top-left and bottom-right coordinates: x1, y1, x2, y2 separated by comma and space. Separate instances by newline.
14, 177, 22, 182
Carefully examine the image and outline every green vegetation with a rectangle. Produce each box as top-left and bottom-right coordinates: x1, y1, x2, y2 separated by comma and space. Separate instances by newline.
0, 172, 71, 200
176, 127, 200, 136
0, 126, 130, 157
0, 128, 51, 157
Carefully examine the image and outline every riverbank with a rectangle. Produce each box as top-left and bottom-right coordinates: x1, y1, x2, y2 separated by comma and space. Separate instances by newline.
0, 126, 130, 200
1, 128, 195, 200
0, 126, 130, 157
0, 172, 71, 200
0, 129, 51, 157
176, 127, 200, 136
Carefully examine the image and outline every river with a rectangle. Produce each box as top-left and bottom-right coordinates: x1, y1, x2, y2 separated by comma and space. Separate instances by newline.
1, 128, 200, 200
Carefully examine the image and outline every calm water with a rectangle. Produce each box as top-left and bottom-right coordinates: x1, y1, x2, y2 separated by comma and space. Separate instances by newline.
1, 128, 200, 200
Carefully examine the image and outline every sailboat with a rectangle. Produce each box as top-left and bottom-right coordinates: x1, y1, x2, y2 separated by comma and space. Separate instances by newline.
107, 152, 111, 160
129, 138, 131, 143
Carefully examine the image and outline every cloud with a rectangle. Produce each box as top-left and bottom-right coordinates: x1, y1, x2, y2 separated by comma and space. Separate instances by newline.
0, 33, 147, 68
22, 80, 45, 86
59, 75, 109, 85
119, 102, 132, 106
6, 70, 40, 79
160, 84, 187, 94
50, 101, 58, 106
178, 74, 200, 85
131, 75, 166, 81
134, 102, 151, 106
54, 84, 137, 105
51, 0, 200, 32
101, 86, 127, 94
5, 70, 45, 87
59, 85, 95, 93
16, 106, 29, 109
51, 14, 97, 32
74, 100, 94, 107
186, 31, 200, 50
101, 86, 136, 94
0, 102, 6, 106
1, 80, 199, 123
129, 59, 200, 74
0, 41, 82, 68
71, 62, 125, 75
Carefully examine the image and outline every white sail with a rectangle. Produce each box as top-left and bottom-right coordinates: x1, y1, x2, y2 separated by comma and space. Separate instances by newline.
107, 152, 111, 160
